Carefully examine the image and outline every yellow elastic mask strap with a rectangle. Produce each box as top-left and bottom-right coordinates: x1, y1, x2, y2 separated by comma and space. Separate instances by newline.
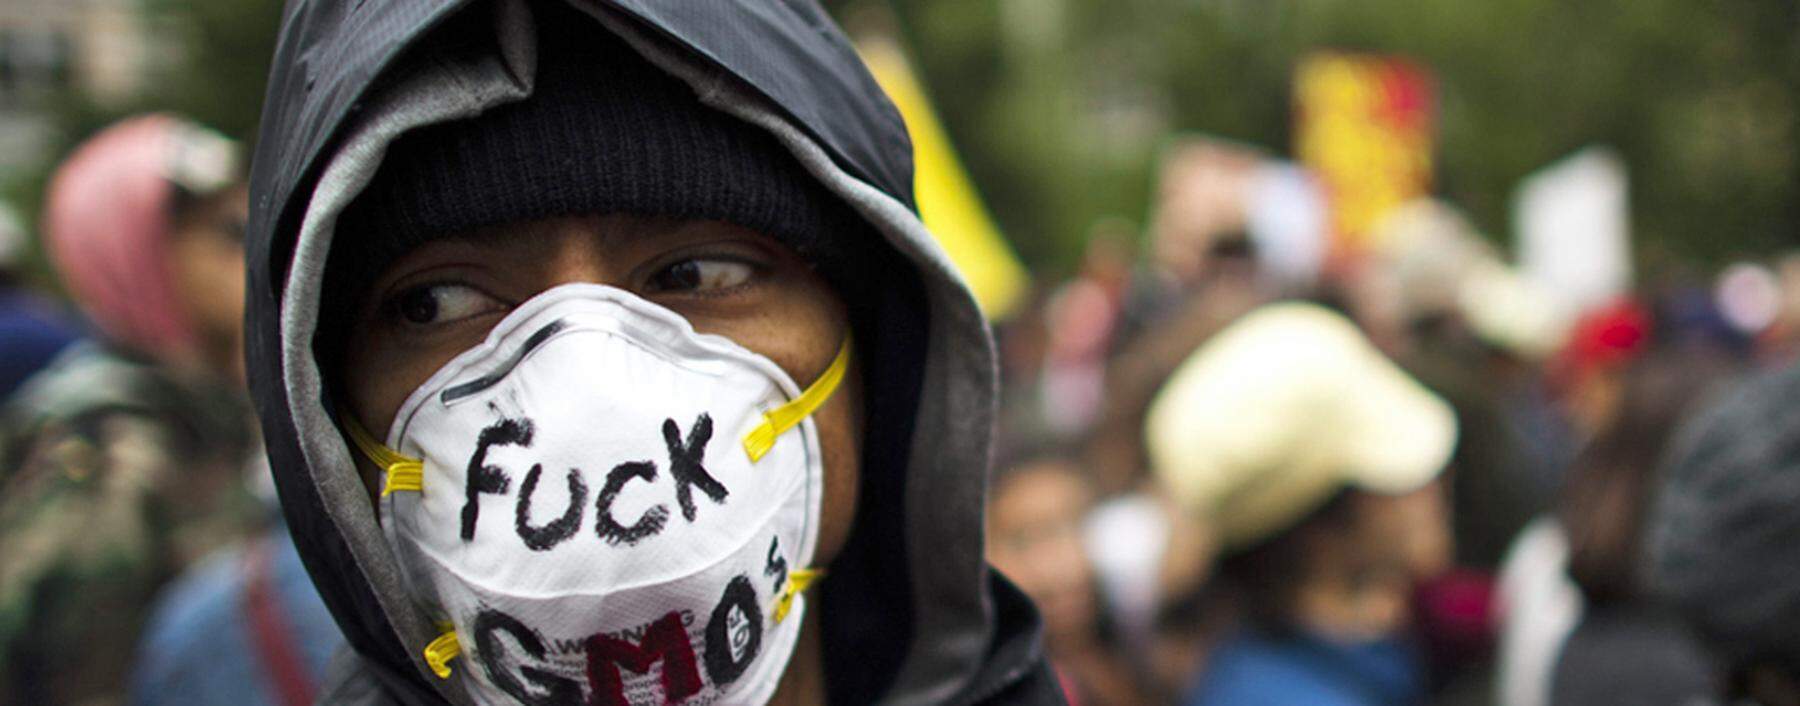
341, 411, 424, 497
423, 623, 461, 679
772, 568, 824, 624
742, 337, 853, 462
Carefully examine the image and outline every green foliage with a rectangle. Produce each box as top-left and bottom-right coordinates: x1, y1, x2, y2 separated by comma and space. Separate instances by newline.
7, 0, 1792, 281
874, 0, 1799, 271
142, 0, 284, 143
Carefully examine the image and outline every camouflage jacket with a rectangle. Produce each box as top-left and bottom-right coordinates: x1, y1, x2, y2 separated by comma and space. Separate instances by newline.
0, 344, 259, 705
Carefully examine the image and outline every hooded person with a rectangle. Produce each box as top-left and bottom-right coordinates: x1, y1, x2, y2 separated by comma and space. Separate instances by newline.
244, 1, 1062, 704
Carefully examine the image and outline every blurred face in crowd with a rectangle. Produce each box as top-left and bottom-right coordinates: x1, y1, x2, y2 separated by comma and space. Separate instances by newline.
1354, 479, 1453, 582
987, 459, 1098, 646
336, 214, 864, 565
167, 184, 249, 381
1292, 480, 1451, 639
1566, 368, 1626, 440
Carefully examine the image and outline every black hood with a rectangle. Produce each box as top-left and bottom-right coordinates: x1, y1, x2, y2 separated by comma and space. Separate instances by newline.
246, 1, 1039, 703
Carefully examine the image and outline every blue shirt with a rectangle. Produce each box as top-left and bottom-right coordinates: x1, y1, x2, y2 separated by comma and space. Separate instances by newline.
131, 528, 344, 706
1185, 628, 1424, 706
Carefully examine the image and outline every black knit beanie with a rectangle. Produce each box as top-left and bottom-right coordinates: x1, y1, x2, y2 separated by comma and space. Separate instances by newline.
324, 2, 877, 350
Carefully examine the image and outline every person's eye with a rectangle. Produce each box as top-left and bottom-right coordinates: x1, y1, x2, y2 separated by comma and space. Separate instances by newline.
390, 283, 505, 327
648, 258, 756, 293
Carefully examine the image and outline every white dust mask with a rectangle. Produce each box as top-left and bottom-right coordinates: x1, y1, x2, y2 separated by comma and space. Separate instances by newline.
343, 283, 846, 705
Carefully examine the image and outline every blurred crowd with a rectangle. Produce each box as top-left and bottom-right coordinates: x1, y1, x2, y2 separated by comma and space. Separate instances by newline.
0, 116, 339, 706
2, 58, 1800, 706
982, 139, 1800, 706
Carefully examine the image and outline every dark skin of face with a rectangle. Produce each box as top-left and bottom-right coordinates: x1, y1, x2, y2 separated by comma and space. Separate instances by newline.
337, 213, 861, 704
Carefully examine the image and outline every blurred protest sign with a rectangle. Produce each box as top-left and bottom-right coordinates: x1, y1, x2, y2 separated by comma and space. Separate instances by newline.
1514, 147, 1630, 318
1294, 53, 1435, 259
859, 37, 1027, 319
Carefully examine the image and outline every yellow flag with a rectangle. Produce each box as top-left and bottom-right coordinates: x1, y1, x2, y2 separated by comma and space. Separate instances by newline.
858, 38, 1027, 319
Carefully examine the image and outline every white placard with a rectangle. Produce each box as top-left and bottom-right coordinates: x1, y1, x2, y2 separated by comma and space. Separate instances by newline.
1514, 147, 1631, 316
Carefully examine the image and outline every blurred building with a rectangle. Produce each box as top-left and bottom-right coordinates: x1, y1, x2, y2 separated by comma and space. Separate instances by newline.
0, 0, 177, 174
